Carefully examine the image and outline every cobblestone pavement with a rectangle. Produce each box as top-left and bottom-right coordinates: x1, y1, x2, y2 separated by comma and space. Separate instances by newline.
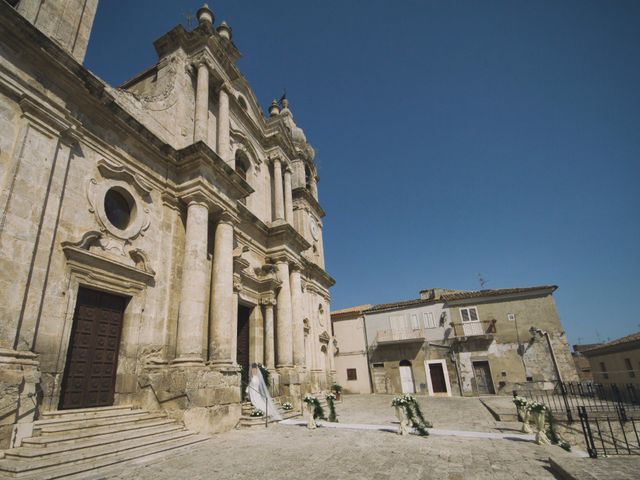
109, 395, 577, 480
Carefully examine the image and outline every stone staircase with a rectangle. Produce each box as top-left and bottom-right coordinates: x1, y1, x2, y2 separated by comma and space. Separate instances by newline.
0, 405, 209, 479
236, 400, 301, 428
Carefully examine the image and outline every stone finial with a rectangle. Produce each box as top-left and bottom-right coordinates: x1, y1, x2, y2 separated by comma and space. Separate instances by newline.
269, 99, 280, 117
197, 4, 214, 25
217, 21, 232, 40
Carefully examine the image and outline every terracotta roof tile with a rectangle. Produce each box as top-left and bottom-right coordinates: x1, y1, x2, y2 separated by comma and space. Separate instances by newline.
330, 304, 373, 316
440, 285, 557, 301
582, 332, 640, 355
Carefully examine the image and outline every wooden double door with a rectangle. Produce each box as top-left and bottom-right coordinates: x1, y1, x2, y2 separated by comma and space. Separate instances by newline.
472, 361, 496, 395
59, 287, 127, 410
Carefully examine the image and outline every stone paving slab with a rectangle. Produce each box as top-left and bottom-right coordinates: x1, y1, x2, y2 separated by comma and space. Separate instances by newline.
280, 418, 537, 441
549, 455, 640, 480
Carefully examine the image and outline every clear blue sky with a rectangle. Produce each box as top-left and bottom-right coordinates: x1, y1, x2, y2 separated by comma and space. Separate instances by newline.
85, 1, 640, 346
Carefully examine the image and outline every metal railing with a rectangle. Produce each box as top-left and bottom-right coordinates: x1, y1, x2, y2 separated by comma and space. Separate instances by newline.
241, 379, 270, 428
514, 381, 640, 424
578, 406, 640, 458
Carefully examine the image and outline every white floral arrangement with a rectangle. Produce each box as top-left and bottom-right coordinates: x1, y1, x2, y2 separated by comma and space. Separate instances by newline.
282, 402, 293, 411
325, 392, 336, 401
391, 396, 407, 407
250, 408, 264, 417
528, 401, 546, 413
513, 396, 529, 409
303, 394, 318, 405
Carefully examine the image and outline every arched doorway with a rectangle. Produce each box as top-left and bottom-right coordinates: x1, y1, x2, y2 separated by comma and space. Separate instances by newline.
399, 359, 415, 394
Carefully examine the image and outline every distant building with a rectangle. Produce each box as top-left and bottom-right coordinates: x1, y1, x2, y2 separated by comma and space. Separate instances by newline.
581, 333, 640, 385
331, 285, 578, 396
331, 305, 373, 394
572, 344, 602, 382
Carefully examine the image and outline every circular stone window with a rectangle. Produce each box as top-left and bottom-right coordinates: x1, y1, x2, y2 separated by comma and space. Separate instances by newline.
104, 187, 134, 230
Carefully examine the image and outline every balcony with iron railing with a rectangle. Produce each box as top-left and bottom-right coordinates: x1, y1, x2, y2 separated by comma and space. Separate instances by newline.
375, 328, 427, 344
451, 319, 497, 340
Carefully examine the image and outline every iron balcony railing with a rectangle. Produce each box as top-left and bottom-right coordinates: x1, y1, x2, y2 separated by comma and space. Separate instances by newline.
578, 406, 640, 458
375, 328, 427, 344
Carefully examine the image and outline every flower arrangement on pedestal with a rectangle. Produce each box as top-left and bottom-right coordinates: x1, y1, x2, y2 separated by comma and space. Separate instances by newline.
303, 395, 326, 429
249, 408, 264, 417
513, 396, 531, 433
325, 393, 338, 422
331, 383, 343, 401
528, 401, 551, 445
391, 394, 431, 436
281, 402, 293, 411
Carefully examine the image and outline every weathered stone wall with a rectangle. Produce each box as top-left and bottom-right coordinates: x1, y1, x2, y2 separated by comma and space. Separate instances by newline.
449, 293, 578, 395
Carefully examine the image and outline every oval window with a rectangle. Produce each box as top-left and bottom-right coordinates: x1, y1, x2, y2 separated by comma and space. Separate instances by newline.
104, 188, 133, 230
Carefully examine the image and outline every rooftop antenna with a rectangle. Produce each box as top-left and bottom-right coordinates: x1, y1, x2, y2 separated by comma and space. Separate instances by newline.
184, 11, 194, 28
477, 273, 488, 289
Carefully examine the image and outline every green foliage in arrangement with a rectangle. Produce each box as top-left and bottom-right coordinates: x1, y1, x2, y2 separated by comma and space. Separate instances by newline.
325, 393, 338, 422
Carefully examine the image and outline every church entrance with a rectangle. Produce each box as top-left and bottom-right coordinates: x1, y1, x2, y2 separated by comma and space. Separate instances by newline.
237, 304, 252, 389
59, 287, 128, 410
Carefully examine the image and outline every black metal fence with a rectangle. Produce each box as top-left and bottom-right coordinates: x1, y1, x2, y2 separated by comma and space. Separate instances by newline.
578, 406, 640, 458
513, 381, 640, 423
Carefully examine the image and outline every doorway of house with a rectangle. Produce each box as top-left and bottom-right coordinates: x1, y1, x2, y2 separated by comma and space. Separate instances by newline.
399, 359, 415, 393
472, 360, 496, 395
427, 362, 448, 394
59, 287, 128, 410
237, 304, 252, 390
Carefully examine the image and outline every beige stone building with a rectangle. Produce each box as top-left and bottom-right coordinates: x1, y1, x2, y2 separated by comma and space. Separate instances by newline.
0, 1, 335, 448
331, 285, 578, 397
331, 305, 373, 394
581, 333, 640, 385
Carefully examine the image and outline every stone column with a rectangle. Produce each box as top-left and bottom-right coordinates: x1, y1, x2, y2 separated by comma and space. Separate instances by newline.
275, 260, 293, 368
209, 213, 235, 365
175, 198, 209, 364
217, 83, 231, 166
290, 266, 305, 367
284, 166, 294, 224
193, 61, 209, 144
272, 157, 285, 221
262, 299, 276, 370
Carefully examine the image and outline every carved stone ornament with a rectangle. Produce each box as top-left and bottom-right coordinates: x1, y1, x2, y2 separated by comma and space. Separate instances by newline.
86, 159, 152, 255
319, 331, 331, 344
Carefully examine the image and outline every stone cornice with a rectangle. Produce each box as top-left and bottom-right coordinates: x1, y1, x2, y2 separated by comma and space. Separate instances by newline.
266, 222, 310, 254
292, 187, 325, 219
301, 258, 336, 289
175, 141, 253, 201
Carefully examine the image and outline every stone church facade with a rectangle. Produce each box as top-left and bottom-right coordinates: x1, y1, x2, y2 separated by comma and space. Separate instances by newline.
0, 1, 335, 447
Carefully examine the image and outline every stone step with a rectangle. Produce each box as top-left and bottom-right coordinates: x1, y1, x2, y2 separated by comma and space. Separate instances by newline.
0, 433, 209, 479
6, 423, 184, 458
35, 412, 167, 435
0, 430, 199, 475
38, 405, 134, 419
23, 418, 176, 447
237, 409, 301, 428
34, 407, 141, 426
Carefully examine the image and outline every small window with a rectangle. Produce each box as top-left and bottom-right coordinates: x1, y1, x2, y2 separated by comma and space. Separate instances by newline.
507, 313, 516, 322
625, 358, 635, 378
600, 362, 609, 379
423, 312, 436, 329
460, 307, 479, 323
346, 368, 357, 381
372, 363, 384, 368
410, 314, 419, 330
